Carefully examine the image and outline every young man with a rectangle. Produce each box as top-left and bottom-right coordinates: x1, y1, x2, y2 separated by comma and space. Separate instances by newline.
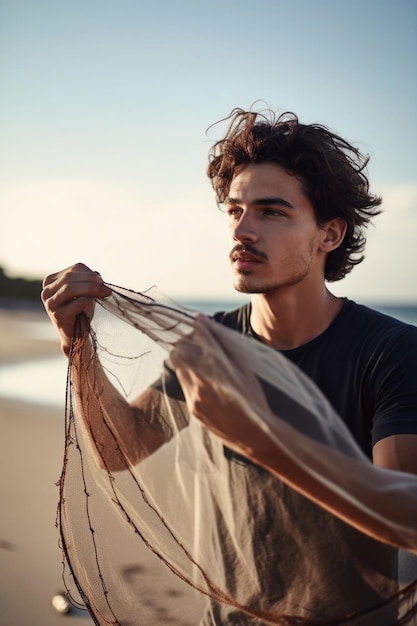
42, 108, 417, 472
42, 109, 417, 623
204, 109, 417, 473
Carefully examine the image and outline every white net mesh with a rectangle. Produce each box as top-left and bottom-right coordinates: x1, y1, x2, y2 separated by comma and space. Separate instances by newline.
59, 285, 417, 625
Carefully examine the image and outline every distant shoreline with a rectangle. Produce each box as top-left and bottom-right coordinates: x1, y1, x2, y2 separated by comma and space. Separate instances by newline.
0, 308, 60, 364
0, 297, 46, 312
1, 297, 416, 325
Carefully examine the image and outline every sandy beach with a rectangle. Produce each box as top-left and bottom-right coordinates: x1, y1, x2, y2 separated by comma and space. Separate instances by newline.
0, 309, 94, 626
0, 309, 205, 626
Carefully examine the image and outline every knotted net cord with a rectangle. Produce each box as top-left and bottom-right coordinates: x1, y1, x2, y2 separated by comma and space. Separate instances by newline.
58, 284, 417, 625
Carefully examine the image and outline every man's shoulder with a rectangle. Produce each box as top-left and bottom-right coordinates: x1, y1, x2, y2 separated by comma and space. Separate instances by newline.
340, 299, 416, 341
212, 302, 252, 334
332, 300, 417, 368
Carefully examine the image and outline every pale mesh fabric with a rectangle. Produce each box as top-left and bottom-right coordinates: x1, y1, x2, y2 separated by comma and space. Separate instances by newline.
59, 284, 417, 625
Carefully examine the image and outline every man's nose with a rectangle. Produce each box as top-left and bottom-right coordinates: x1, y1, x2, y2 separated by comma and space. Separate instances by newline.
231, 214, 258, 243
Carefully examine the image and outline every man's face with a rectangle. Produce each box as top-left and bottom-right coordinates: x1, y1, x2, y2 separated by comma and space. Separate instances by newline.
225, 163, 326, 295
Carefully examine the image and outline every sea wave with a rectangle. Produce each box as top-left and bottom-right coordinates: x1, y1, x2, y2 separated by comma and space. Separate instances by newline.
0, 355, 67, 406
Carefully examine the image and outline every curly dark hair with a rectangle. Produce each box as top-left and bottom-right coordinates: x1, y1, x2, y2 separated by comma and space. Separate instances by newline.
207, 108, 382, 282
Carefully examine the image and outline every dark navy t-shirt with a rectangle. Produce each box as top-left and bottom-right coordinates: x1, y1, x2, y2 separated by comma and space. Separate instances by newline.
213, 299, 417, 459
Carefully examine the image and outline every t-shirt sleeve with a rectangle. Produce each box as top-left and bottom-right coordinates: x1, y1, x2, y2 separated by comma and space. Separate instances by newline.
151, 359, 185, 402
371, 325, 417, 446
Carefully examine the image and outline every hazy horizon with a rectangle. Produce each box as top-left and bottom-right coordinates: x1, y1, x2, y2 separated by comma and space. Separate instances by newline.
1, 0, 416, 302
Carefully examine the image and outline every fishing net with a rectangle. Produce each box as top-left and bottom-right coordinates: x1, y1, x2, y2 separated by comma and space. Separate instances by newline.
58, 284, 417, 625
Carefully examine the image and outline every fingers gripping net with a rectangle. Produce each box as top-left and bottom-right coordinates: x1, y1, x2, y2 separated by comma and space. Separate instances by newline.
58, 285, 417, 625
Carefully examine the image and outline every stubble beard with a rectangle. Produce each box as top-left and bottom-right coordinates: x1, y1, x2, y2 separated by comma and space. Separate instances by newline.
232, 254, 314, 295
233, 273, 308, 295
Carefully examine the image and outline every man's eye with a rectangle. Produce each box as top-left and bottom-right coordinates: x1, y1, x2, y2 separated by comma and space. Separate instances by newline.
227, 208, 241, 218
264, 209, 283, 217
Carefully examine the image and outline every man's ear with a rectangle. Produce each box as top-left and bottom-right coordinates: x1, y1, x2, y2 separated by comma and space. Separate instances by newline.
320, 218, 347, 252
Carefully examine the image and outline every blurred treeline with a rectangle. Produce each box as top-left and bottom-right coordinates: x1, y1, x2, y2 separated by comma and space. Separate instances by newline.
0, 266, 43, 305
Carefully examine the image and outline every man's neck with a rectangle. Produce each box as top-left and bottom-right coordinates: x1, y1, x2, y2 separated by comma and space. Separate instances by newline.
250, 287, 343, 350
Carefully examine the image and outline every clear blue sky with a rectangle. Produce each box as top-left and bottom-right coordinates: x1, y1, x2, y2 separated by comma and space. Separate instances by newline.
1, 0, 416, 302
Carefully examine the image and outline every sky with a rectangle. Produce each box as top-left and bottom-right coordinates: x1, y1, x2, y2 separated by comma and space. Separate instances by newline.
1, 0, 416, 303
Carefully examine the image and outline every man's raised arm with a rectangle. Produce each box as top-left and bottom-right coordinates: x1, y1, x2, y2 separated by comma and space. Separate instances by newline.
42, 263, 188, 471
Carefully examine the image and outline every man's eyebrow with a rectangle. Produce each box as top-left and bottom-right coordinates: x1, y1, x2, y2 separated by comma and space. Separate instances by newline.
225, 196, 295, 209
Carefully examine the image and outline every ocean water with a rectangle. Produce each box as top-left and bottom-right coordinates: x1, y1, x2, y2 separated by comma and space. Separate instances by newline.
0, 301, 416, 407
185, 301, 417, 325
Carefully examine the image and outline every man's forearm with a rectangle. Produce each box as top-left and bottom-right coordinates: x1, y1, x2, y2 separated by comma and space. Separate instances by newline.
71, 338, 188, 471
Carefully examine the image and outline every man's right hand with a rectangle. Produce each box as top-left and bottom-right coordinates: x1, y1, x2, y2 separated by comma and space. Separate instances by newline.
41, 262, 112, 357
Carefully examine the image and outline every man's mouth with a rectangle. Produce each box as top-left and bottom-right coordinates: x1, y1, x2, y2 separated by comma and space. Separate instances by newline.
230, 244, 266, 262
230, 245, 267, 270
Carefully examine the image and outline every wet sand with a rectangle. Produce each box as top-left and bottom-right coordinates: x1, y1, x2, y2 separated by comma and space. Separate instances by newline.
0, 310, 94, 625
0, 309, 205, 625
